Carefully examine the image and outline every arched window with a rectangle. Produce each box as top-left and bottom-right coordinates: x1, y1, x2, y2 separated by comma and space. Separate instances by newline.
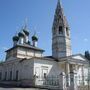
59, 26, 63, 34
44, 73, 47, 78
5, 72, 7, 80
53, 27, 56, 35
10, 71, 12, 80
53, 29, 56, 35
66, 27, 69, 36
0, 72, 2, 80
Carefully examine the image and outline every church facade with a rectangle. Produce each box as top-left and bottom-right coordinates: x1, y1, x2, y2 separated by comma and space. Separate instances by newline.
0, 0, 89, 90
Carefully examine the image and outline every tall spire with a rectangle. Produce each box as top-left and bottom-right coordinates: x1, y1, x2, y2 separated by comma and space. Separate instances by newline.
53, 0, 69, 29
56, 0, 63, 15
52, 0, 72, 59
57, 0, 61, 8
58, 0, 60, 3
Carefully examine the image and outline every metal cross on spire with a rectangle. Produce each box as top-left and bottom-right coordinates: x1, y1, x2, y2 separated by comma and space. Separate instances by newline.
23, 18, 28, 30
58, 0, 60, 3
57, 0, 62, 9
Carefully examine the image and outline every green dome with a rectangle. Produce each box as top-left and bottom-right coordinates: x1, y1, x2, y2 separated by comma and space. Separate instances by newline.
13, 35, 19, 41
23, 29, 29, 36
18, 31, 25, 37
32, 35, 38, 41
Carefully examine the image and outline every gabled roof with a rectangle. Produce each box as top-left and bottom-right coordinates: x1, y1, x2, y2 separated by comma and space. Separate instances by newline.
5, 44, 45, 52
59, 54, 89, 64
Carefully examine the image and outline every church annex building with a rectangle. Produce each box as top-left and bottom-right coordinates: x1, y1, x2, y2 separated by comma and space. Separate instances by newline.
0, 0, 89, 90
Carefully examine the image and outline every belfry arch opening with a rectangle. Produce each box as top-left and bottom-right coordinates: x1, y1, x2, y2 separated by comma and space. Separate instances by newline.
59, 26, 63, 34
66, 27, 69, 36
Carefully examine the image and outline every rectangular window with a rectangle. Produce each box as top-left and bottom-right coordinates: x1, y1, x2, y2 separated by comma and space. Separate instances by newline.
41, 66, 48, 78
35, 67, 40, 77
42, 69, 48, 78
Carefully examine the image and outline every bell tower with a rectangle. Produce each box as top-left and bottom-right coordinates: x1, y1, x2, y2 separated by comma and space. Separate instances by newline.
52, 0, 72, 59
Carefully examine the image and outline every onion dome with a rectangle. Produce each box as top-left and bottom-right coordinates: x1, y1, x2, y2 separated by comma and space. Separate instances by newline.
12, 35, 19, 41
23, 29, 29, 36
32, 35, 38, 41
18, 31, 25, 37
23, 22, 29, 36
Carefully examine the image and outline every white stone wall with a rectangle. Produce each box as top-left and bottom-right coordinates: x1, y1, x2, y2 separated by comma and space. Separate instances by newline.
0, 58, 62, 86
6, 47, 43, 61
33, 58, 62, 86
34, 59, 60, 77
20, 59, 34, 80
0, 59, 34, 81
17, 47, 43, 59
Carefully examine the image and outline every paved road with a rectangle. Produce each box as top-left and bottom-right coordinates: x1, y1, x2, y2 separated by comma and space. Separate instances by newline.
0, 84, 47, 90
0, 88, 47, 90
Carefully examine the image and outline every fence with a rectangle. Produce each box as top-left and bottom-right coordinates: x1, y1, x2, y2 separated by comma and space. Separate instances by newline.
64, 74, 90, 90
34, 74, 90, 90
35, 76, 59, 87
76, 75, 90, 90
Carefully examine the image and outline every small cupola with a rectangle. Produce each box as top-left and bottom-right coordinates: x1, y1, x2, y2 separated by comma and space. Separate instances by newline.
13, 35, 19, 41
22, 23, 30, 44
12, 34, 19, 46
32, 34, 38, 47
23, 18, 29, 36
18, 31, 25, 44
18, 31, 25, 37
32, 35, 38, 41
23, 29, 29, 36
23, 29, 29, 44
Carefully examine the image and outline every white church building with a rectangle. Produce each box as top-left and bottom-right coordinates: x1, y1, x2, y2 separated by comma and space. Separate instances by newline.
0, 0, 89, 90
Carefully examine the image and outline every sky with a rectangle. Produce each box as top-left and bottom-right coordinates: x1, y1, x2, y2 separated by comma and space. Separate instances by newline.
0, 0, 90, 60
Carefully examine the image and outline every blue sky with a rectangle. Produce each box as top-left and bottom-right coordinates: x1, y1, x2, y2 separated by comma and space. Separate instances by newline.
0, 0, 90, 60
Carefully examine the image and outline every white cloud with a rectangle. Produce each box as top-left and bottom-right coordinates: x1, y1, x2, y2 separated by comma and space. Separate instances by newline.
84, 38, 88, 42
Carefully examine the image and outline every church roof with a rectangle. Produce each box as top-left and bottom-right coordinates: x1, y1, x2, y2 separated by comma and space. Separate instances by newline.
5, 44, 45, 52
58, 54, 89, 64
44, 56, 58, 61
43, 54, 89, 64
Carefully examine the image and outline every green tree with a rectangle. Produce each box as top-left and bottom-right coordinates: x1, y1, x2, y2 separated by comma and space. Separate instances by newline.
85, 51, 90, 60
85, 51, 90, 89
0, 60, 4, 63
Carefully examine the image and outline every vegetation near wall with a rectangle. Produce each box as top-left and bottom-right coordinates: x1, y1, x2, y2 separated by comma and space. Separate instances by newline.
85, 51, 90, 61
